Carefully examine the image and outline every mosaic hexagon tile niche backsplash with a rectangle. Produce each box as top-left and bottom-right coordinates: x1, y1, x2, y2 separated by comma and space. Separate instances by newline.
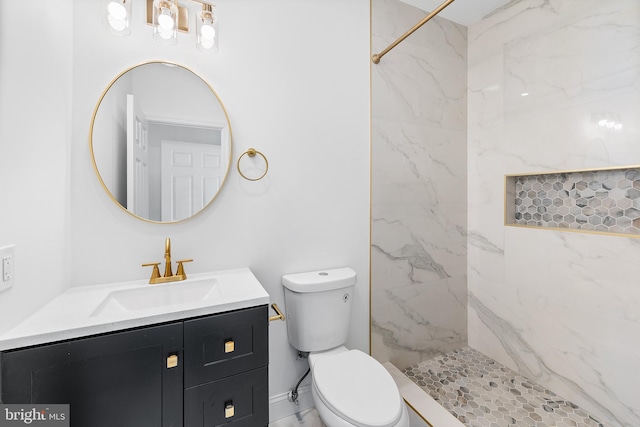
510, 168, 640, 235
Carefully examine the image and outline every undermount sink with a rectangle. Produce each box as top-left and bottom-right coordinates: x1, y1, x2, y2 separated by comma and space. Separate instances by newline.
91, 278, 220, 317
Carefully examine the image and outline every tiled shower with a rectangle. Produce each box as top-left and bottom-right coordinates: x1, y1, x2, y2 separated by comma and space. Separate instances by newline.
371, 1, 640, 426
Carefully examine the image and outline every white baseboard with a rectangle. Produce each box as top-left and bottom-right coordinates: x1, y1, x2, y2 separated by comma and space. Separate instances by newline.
269, 384, 315, 423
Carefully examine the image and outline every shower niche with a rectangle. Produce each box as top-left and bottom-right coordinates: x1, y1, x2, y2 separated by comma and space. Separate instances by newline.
505, 166, 640, 236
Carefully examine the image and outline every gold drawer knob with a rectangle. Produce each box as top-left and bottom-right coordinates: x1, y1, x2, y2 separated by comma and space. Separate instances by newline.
225, 401, 235, 418
166, 354, 178, 369
224, 339, 235, 353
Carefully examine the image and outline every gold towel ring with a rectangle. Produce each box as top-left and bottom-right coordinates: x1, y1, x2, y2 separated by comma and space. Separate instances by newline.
237, 148, 269, 181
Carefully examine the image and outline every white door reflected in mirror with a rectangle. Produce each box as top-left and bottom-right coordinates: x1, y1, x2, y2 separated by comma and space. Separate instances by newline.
160, 140, 223, 222
127, 94, 150, 219
90, 62, 232, 223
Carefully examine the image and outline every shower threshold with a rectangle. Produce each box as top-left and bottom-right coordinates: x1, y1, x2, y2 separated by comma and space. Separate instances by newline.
403, 347, 605, 427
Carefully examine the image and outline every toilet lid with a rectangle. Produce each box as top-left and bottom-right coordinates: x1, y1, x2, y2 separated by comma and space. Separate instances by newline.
312, 350, 402, 427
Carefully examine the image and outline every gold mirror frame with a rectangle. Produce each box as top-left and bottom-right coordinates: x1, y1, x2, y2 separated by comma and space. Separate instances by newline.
89, 61, 233, 224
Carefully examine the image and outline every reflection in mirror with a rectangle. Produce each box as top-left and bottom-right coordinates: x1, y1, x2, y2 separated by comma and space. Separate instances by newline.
90, 62, 231, 223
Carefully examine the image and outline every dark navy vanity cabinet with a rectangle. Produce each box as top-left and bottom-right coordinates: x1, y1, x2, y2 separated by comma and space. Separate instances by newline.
0, 305, 269, 427
183, 305, 269, 427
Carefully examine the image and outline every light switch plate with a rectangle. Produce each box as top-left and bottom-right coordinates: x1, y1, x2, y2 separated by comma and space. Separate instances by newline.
0, 245, 15, 293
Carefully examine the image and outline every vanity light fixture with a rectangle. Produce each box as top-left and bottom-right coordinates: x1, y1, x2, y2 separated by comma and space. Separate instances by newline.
104, 0, 132, 36
152, 0, 180, 45
196, 3, 218, 52
103, 0, 218, 52
148, 0, 217, 51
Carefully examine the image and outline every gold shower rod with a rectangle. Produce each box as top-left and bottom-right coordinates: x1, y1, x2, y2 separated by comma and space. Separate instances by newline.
371, 0, 456, 64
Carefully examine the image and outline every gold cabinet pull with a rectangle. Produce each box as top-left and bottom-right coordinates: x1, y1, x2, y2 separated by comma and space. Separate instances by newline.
224, 401, 235, 418
167, 354, 178, 369
224, 339, 235, 353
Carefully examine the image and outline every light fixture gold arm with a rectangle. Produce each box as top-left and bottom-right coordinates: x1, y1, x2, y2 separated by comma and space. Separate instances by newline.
372, 0, 456, 64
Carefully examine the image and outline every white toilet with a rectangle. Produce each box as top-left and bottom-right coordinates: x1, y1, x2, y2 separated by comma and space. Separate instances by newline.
282, 267, 409, 427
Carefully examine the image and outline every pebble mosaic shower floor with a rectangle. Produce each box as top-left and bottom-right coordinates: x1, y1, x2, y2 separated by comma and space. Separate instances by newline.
404, 347, 605, 427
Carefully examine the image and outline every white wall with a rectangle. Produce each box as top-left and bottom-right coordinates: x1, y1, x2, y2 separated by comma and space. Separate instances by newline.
1, 0, 370, 421
468, 1, 640, 426
0, 1, 73, 333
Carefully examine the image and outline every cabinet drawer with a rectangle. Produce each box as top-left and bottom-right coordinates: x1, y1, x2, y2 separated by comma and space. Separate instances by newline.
184, 367, 268, 427
184, 305, 268, 387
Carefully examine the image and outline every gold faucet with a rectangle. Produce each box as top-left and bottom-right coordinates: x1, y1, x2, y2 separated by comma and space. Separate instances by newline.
164, 237, 173, 278
142, 238, 193, 284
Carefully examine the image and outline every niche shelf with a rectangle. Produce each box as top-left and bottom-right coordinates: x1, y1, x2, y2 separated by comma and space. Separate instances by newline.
505, 166, 640, 237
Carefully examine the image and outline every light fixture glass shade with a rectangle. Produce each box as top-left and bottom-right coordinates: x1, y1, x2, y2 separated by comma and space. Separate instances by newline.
196, 4, 218, 53
152, 0, 179, 45
103, 0, 132, 36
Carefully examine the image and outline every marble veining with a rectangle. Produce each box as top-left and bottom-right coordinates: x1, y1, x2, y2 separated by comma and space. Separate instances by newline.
468, 291, 625, 425
468, 0, 640, 426
375, 0, 639, 425
371, 0, 468, 370
373, 235, 451, 280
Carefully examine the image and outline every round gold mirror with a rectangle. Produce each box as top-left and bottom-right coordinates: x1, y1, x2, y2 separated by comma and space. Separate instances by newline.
90, 61, 232, 223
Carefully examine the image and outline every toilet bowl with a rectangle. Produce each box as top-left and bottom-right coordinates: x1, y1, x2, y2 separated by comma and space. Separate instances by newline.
282, 267, 410, 427
309, 347, 409, 427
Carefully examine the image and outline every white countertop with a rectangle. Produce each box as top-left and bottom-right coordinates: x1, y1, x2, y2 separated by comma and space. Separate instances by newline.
0, 268, 270, 351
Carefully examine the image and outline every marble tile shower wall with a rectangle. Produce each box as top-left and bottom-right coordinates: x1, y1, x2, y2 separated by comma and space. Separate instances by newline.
371, 0, 468, 369
468, 1, 640, 426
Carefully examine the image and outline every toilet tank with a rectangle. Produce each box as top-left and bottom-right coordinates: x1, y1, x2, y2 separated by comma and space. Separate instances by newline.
282, 267, 356, 352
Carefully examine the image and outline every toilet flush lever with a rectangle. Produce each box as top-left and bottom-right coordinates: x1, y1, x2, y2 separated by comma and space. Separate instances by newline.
269, 303, 285, 322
